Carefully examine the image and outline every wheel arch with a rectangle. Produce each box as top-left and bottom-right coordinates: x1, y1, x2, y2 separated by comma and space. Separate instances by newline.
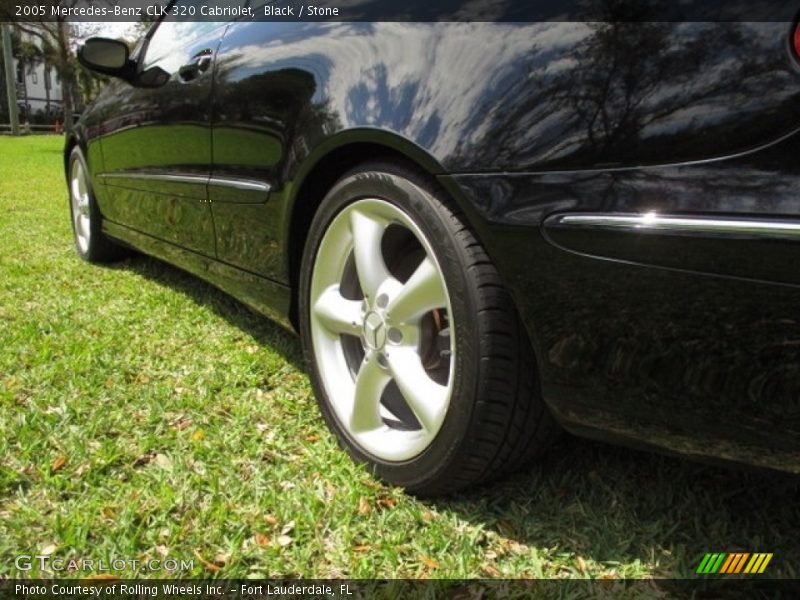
285, 129, 470, 329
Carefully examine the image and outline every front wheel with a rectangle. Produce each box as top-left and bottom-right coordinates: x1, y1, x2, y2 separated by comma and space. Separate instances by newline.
299, 162, 559, 495
68, 147, 127, 263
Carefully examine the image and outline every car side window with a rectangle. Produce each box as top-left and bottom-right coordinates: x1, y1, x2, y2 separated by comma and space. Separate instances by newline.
143, 1, 227, 67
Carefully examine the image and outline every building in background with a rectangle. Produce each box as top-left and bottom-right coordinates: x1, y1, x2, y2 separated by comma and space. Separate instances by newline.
12, 30, 63, 120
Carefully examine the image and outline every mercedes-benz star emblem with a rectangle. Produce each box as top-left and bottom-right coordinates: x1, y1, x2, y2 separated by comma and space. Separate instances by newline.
363, 311, 387, 350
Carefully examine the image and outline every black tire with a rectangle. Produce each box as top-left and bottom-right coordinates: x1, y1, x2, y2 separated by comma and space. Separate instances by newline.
298, 161, 560, 495
67, 146, 127, 263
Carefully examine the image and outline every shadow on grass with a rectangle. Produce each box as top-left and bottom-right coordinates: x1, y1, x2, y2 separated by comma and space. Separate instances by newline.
105, 252, 800, 580
439, 437, 800, 579
105, 253, 304, 371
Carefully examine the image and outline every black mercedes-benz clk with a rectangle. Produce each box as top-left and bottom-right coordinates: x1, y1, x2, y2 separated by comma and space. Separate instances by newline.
67, 1, 800, 494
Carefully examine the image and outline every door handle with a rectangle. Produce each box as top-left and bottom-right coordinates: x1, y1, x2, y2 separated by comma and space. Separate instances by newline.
178, 49, 213, 82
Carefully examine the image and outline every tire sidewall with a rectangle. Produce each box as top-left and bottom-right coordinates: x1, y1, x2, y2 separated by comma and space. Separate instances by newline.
298, 166, 482, 492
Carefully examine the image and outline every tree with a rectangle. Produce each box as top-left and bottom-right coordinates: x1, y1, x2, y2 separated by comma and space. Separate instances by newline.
12, 20, 82, 131
3, 0, 117, 131
11, 29, 45, 115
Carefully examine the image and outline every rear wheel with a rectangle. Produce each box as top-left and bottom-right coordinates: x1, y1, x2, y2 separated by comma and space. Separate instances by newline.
299, 162, 559, 495
68, 147, 126, 263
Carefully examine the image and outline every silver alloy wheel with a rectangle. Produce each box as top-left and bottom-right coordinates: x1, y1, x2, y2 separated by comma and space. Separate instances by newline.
309, 198, 455, 461
70, 158, 91, 253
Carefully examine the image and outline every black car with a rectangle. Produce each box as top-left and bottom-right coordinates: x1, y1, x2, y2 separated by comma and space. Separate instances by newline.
68, 4, 800, 494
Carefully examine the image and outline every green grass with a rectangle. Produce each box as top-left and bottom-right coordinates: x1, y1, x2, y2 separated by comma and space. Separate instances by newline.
1, 135, 800, 585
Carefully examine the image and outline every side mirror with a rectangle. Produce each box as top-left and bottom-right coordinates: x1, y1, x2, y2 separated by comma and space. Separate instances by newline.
78, 38, 133, 78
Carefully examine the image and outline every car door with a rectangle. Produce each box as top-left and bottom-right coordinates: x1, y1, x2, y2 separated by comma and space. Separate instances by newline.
207, 20, 313, 281
97, 2, 226, 256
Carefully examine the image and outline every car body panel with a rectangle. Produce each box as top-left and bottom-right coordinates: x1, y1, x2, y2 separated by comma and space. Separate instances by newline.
209, 19, 800, 283
208, 21, 800, 174
447, 129, 800, 472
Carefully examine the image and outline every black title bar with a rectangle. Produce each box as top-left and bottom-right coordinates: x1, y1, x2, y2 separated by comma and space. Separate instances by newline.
2, 0, 800, 23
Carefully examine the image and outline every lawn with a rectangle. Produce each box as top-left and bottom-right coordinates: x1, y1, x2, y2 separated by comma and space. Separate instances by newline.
1, 136, 799, 585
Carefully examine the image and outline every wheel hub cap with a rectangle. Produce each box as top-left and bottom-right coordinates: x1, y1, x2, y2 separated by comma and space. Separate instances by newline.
363, 310, 387, 351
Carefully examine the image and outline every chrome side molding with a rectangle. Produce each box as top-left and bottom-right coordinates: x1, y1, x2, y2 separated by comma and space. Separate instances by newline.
101, 172, 271, 193
208, 177, 271, 192
102, 172, 209, 185
551, 213, 800, 238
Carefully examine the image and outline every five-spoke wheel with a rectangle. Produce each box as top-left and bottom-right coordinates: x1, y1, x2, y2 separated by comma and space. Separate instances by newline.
309, 198, 454, 461
299, 163, 558, 495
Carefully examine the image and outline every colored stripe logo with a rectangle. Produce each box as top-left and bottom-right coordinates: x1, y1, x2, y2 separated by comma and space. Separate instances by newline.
696, 552, 773, 574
